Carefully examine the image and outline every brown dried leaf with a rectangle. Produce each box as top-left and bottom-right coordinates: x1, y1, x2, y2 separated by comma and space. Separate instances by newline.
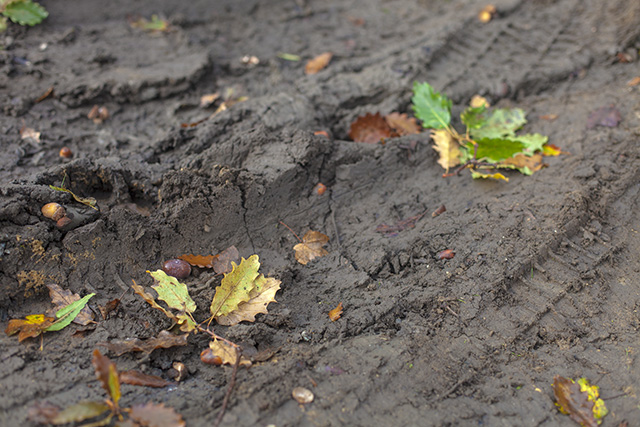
552, 376, 597, 427
384, 112, 420, 136
5, 314, 55, 342
119, 370, 173, 388
27, 401, 60, 425
305, 52, 332, 75
294, 230, 329, 265
99, 330, 189, 356
129, 402, 185, 427
376, 210, 428, 237
329, 302, 343, 321
98, 298, 120, 320
178, 245, 240, 274
46, 284, 94, 326
208, 339, 252, 367
431, 129, 461, 171
500, 153, 545, 173
349, 113, 394, 143
92, 349, 121, 407
20, 126, 41, 142
627, 76, 640, 87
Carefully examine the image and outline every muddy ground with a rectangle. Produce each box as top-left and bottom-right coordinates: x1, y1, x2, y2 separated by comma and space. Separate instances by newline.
1, 0, 640, 425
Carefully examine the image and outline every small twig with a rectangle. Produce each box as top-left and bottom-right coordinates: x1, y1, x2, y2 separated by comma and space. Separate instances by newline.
330, 205, 341, 248
279, 221, 302, 242
213, 347, 242, 427
444, 304, 459, 318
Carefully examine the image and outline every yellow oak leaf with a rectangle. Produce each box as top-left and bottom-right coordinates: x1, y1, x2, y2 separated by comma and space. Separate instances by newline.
470, 170, 509, 181
210, 255, 260, 318
216, 275, 281, 325
431, 129, 461, 172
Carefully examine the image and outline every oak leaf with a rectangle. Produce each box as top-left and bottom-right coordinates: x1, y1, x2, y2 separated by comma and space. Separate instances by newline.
431, 129, 461, 172
132, 281, 194, 332
46, 283, 94, 326
305, 52, 332, 74
137, 271, 197, 332
349, 113, 393, 143
215, 274, 281, 325
329, 302, 343, 321
129, 402, 186, 427
294, 230, 329, 265
5, 314, 55, 342
207, 339, 252, 367
50, 402, 110, 425
385, 113, 420, 136
99, 330, 189, 356
499, 153, 545, 175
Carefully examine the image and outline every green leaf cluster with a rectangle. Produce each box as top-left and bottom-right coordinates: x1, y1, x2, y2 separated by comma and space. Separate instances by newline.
1, 0, 48, 28
412, 81, 553, 179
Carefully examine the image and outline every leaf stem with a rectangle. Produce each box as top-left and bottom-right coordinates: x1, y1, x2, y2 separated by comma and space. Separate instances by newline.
279, 221, 302, 242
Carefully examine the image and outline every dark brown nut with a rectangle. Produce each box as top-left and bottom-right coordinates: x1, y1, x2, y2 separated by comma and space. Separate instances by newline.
41, 203, 66, 221
200, 348, 222, 365
59, 147, 73, 158
162, 259, 191, 279
56, 216, 72, 228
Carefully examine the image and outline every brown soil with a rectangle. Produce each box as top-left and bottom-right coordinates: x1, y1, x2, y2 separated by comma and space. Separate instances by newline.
2, 0, 640, 425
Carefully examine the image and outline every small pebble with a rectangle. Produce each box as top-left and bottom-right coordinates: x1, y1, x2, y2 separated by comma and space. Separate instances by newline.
292, 387, 314, 404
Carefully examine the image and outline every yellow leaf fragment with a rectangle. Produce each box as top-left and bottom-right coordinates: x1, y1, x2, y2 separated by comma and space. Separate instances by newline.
470, 170, 509, 181
294, 230, 329, 265
216, 276, 281, 326
20, 126, 41, 142
305, 52, 332, 75
431, 129, 461, 172
208, 339, 252, 367
329, 302, 343, 321
5, 314, 55, 342
470, 95, 490, 109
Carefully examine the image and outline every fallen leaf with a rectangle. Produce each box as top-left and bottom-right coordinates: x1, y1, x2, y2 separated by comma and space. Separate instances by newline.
329, 302, 343, 321
313, 183, 327, 196
207, 339, 252, 367
129, 14, 170, 32
51, 401, 110, 425
129, 402, 185, 427
542, 144, 568, 157
305, 52, 332, 75
5, 314, 55, 342
432, 205, 446, 217
376, 209, 428, 237
27, 402, 61, 425
587, 105, 621, 129
552, 375, 608, 427
92, 349, 121, 408
384, 112, 420, 136
199, 93, 220, 108
20, 126, 40, 142
627, 76, 640, 87
469, 108, 527, 140
216, 274, 281, 326
45, 293, 95, 332
179, 245, 240, 274
145, 271, 197, 332
99, 330, 189, 356
46, 284, 94, 326
470, 170, 509, 181
540, 114, 559, 121
412, 82, 452, 130
49, 185, 98, 210
98, 298, 121, 320
470, 95, 490, 109
499, 153, 545, 175
349, 113, 394, 143
119, 370, 173, 388
431, 129, 461, 172
87, 105, 109, 124
437, 249, 455, 260
293, 230, 329, 265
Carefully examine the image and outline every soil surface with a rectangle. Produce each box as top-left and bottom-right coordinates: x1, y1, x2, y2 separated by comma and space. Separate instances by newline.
2, 0, 640, 426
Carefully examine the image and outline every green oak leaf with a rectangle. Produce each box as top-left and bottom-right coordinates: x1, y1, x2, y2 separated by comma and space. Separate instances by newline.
412, 82, 452, 129
470, 108, 527, 139
149, 270, 196, 317
45, 293, 95, 332
2, 0, 48, 26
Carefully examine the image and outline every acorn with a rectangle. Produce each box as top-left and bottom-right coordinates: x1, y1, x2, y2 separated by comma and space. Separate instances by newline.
200, 348, 222, 365
41, 203, 66, 221
162, 259, 191, 279
59, 147, 73, 158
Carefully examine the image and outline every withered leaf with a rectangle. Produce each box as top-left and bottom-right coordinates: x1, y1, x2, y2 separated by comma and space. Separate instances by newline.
500, 153, 545, 175
129, 402, 185, 427
349, 113, 394, 143
46, 284, 94, 326
98, 298, 120, 320
119, 370, 173, 388
627, 76, 640, 87
178, 245, 240, 274
376, 210, 427, 237
215, 275, 281, 326
199, 92, 220, 108
552, 376, 604, 427
385, 112, 420, 136
207, 339, 252, 367
51, 401, 110, 425
20, 126, 41, 142
431, 129, 461, 172
294, 230, 329, 265
329, 302, 343, 321
92, 349, 121, 408
586, 105, 621, 129
99, 330, 189, 356
5, 314, 55, 342
305, 52, 332, 75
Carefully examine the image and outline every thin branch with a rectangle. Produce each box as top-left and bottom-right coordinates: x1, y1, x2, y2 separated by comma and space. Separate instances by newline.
279, 221, 302, 242
213, 347, 241, 427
